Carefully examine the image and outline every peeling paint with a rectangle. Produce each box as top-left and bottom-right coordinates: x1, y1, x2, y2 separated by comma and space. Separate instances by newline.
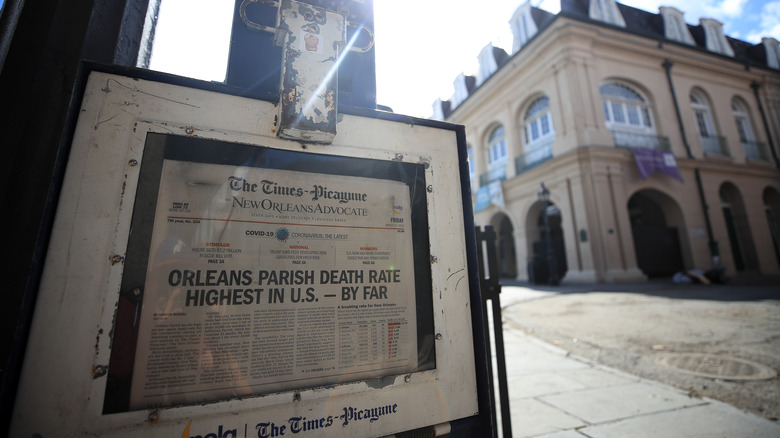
92, 364, 107, 378
95, 328, 103, 355
276, 0, 344, 143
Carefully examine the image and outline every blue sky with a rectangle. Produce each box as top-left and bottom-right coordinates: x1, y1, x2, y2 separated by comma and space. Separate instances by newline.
2, 1, 775, 117
144, 0, 780, 118
616, 0, 780, 42
373, 0, 780, 117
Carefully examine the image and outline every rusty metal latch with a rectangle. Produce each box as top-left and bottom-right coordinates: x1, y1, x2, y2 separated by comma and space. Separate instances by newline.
240, 0, 374, 52
345, 21, 375, 53
241, 0, 375, 144
240, 0, 285, 44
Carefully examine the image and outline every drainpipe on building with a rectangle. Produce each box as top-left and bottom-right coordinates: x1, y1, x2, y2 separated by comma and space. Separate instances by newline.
750, 81, 780, 168
663, 60, 694, 160
663, 59, 720, 265
694, 168, 720, 262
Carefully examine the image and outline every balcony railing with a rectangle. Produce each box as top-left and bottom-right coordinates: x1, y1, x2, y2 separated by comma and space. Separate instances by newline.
610, 130, 671, 151
743, 140, 770, 162
700, 134, 730, 157
479, 165, 506, 187
516, 141, 553, 174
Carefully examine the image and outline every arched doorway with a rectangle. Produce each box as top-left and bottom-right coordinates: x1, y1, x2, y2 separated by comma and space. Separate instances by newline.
525, 201, 567, 284
764, 187, 780, 269
720, 183, 759, 272
628, 190, 686, 277
490, 213, 517, 278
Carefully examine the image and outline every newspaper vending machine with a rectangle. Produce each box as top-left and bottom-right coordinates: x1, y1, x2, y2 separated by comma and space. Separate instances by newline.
11, 1, 489, 435
10, 62, 489, 438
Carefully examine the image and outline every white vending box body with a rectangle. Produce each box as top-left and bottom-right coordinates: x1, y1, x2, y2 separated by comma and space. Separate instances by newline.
10, 68, 480, 437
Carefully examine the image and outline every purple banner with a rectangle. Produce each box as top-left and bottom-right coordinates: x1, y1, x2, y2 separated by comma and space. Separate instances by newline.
633, 149, 683, 182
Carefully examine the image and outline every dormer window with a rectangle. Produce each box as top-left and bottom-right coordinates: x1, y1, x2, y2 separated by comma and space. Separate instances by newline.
660, 6, 694, 45
763, 38, 780, 69
700, 18, 734, 56
510, 1, 538, 53
451, 74, 475, 108
589, 0, 626, 28
431, 99, 449, 121
477, 45, 499, 86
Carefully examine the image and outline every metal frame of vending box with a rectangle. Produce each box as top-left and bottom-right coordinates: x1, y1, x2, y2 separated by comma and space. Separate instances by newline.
10, 64, 492, 437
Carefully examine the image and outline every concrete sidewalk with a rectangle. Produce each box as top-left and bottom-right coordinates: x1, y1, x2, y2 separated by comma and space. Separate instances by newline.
495, 282, 780, 437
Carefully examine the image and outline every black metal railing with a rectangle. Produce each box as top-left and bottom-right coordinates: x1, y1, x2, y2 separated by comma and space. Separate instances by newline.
475, 226, 512, 438
743, 140, 770, 162
479, 166, 507, 187
610, 130, 671, 151
515, 141, 553, 174
700, 134, 730, 157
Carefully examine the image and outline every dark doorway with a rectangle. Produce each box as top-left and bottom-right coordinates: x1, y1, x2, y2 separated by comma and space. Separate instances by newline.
628, 191, 684, 277
720, 183, 759, 273
530, 203, 567, 283
496, 214, 517, 278
764, 188, 780, 270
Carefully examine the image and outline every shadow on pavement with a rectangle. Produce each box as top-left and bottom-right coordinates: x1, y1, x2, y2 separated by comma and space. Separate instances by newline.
498, 274, 780, 302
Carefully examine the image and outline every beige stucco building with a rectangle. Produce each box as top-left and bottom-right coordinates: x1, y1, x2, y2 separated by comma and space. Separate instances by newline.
434, 0, 780, 283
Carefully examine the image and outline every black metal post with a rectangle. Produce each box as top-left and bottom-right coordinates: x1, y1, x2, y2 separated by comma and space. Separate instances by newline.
539, 183, 559, 285
663, 59, 720, 266
544, 206, 559, 286
476, 225, 512, 438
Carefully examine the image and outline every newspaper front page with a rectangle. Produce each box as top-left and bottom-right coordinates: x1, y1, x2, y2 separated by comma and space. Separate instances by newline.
128, 159, 418, 409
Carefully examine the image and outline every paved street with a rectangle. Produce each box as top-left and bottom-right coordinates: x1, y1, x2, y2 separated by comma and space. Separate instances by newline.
494, 275, 780, 437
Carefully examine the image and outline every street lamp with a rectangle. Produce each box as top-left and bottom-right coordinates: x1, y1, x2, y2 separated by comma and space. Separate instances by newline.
538, 182, 559, 286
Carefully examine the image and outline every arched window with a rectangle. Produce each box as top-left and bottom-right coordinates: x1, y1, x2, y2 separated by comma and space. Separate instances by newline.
524, 96, 554, 143
601, 82, 663, 149
691, 90, 715, 136
732, 97, 766, 161
487, 125, 507, 167
601, 83, 653, 130
732, 98, 754, 142
483, 125, 508, 185
521, 96, 554, 169
691, 89, 727, 156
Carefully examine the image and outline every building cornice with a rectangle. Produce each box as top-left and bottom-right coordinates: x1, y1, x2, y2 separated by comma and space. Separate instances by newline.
446, 10, 780, 122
